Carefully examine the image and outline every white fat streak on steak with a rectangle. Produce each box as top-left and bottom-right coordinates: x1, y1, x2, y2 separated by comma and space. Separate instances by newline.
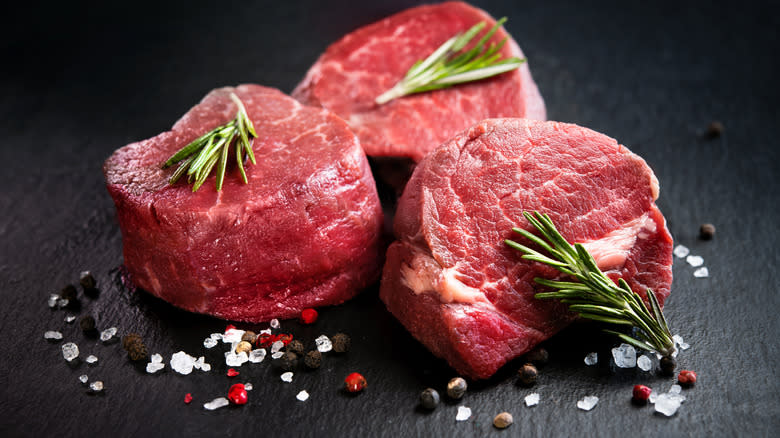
380, 118, 673, 379
104, 84, 384, 322
293, 1, 546, 161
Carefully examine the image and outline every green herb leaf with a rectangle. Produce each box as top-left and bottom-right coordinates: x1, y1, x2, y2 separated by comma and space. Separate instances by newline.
375, 17, 525, 105
162, 93, 257, 192
505, 211, 676, 357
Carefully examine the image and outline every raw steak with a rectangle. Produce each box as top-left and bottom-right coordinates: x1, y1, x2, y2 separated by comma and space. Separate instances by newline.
104, 84, 384, 322
380, 118, 673, 379
293, 1, 546, 162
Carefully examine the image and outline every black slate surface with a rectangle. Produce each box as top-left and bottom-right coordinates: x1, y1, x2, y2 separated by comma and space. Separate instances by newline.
1, 1, 779, 436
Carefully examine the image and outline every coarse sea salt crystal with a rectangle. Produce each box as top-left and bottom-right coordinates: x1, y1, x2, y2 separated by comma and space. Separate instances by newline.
171, 351, 196, 375
249, 349, 266, 363
258, 328, 272, 336
225, 351, 248, 367
694, 267, 709, 278
673, 335, 690, 351
62, 342, 79, 362
44, 331, 63, 340
222, 329, 245, 344
210, 333, 223, 341
48, 294, 59, 308
654, 393, 682, 416
686, 255, 704, 267
193, 356, 205, 370
57, 297, 69, 308
86, 355, 98, 365
669, 384, 682, 394
89, 381, 104, 392
271, 352, 284, 359
79, 375, 89, 384
151, 353, 163, 363
673, 245, 690, 258
611, 343, 637, 368
204, 397, 229, 411
315, 335, 332, 353
270, 340, 285, 354
100, 327, 117, 342
270, 318, 280, 329
637, 355, 653, 371
65, 315, 76, 323
146, 362, 164, 374
203, 337, 218, 349
296, 390, 309, 401
244, 383, 253, 391
577, 396, 599, 411
525, 393, 540, 407
455, 406, 472, 421
281, 372, 294, 383
649, 390, 658, 404
584, 352, 598, 366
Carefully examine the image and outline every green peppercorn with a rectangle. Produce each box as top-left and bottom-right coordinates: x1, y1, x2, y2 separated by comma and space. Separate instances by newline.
660, 356, 676, 376
447, 377, 467, 399
518, 363, 538, 386
331, 333, 351, 353
241, 331, 257, 344
525, 347, 549, 366
80, 315, 96, 332
286, 339, 305, 355
279, 351, 298, 371
304, 350, 322, 369
60, 285, 78, 301
419, 388, 440, 410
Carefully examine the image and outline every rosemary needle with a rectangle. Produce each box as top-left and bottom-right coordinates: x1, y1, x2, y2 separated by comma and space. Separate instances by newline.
162, 93, 257, 192
375, 17, 525, 105
505, 211, 676, 358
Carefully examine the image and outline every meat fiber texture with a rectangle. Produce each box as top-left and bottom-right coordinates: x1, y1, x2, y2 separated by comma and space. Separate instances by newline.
380, 118, 673, 379
104, 84, 384, 322
293, 1, 546, 162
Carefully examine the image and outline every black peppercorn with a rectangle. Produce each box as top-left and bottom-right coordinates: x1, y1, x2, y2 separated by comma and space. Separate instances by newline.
518, 363, 538, 386
279, 351, 298, 371
525, 347, 549, 366
80, 272, 97, 290
660, 356, 676, 376
304, 350, 322, 369
60, 285, 78, 301
699, 223, 716, 240
419, 388, 439, 409
705, 121, 724, 139
331, 333, 351, 353
446, 377, 467, 399
287, 340, 305, 355
122, 333, 148, 361
80, 315, 96, 332
241, 331, 257, 344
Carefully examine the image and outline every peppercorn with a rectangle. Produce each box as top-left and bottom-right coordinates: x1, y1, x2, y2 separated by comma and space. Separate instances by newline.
419, 388, 440, 410
279, 351, 298, 371
235, 341, 253, 355
493, 412, 513, 429
678, 370, 697, 387
122, 333, 148, 361
227, 383, 248, 405
287, 339, 305, 355
344, 372, 367, 393
80, 272, 97, 290
632, 384, 652, 403
300, 308, 318, 324
446, 377, 467, 400
659, 356, 676, 376
705, 121, 724, 139
304, 350, 322, 369
241, 331, 257, 344
525, 347, 549, 366
699, 223, 716, 240
80, 315, 96, 332
60, 285, 78, 301
331, 333, 351, 353
518, 363, 538, 386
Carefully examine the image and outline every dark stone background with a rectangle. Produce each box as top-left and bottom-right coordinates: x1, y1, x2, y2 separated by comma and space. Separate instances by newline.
1, 1, 778, 436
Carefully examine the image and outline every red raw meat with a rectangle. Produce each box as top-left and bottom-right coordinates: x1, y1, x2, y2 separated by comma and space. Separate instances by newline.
293, 1, 546, 162
104, 84, 383, 322
380, 118, 673, 379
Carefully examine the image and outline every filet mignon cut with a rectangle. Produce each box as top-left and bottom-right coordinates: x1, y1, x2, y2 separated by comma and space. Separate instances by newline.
293, 1, 546, 162
104, 84, 384, 322
380, 118, 673, 379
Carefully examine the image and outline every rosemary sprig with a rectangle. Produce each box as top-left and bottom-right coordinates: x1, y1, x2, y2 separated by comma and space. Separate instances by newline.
375, 17, 525, 105
505, 211, 676, 358
162, 93, 257, 192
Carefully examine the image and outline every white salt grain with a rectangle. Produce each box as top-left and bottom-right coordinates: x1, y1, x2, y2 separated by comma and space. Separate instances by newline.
270, 340, 285, 354
584, 352, 598, 366
281, 372, 294, 382
171, 351, 196, 375
151, 353, 163, 363
47, 294, 59, 308
654, 393, 682, 416
669, 384, 682, 394
249, 349, 266, 363
611, 343, 637, 368
673, 334, 690, 350
244, 383, 253, 391
100, 327, 117, 342
79, 375, 89, 384
693, 267, 709, 278
222, 328, 245, 344
649, 390, 658, 404
203, 337, 218, 349
455, 406, 472, 421
258, 329, 272, 336
686, 255, 704, 267
225, 351, 248, 367
62, 342, 79, 362
637, 355, 653, 371
86, 355, 98, 365
193, 356, 205, 370
271, 352, 284, 359
270, 318, 280, 329
57, 297, 69, 308
296, 390, 309, 401
146, 362, 165, 374
577, 396, 599, 411
204, 397, 229, 411
524, 393, 540, 407
210, 333, 223, 341
89, 381, 104, 392
315, 335, 332, 353
201, 363, 212, 372
65, 315, 76, 323
673, 245, 690, 258
44, 331, 63, 340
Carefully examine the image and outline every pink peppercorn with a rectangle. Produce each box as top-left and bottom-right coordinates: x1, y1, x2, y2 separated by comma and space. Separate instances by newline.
678, 370, 697, 387
632, 385, 652, 402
